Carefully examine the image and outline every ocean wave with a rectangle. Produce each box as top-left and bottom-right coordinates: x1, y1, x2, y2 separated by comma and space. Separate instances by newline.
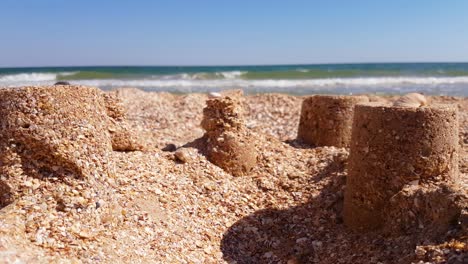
0, 72, 77, 84
160, 71, 246, 80
216, 71, 245, 79
65, 77, 467, 95
1, 73, 467, 95
2, 75, 468, 87
69, 76, 468, 88
57, 71, 114, 80
0, 73, 58, 82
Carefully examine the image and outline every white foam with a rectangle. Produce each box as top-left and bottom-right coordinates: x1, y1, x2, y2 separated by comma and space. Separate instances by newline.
1, 75, 468, 95
64, 76, 468, 88
58, 71, 78, 76
171, 71, 245, 80
217, 71, 245, 79
0, 73, 57, 83
0, 72, 78, 86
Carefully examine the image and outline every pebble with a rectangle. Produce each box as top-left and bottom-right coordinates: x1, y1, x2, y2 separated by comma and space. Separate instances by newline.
174, 148, 190, 163
54, 81, 70, 85
162, 143, 177, 152
415, 247, 427, 256
312, 240, 323, 247
208, 92, 222, 98
203, 246, 212, 254
296, 237, 308, 243
195, 240, 203, 248
393, 93, 428, 107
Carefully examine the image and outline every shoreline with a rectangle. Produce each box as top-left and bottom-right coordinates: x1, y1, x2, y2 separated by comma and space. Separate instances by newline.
3, 63, 468, 97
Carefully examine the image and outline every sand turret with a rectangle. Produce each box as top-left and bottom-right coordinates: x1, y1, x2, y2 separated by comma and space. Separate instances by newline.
201, 93, 258, 176
343, 100, 465, 235
297, 95, 369, 147
0, 85, 143, 207
0, 86, 114, 178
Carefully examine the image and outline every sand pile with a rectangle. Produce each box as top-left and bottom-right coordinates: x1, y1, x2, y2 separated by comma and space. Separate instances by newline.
384, 183, 467, 237
0, 85, 113, 185
0, 86, 143, 203
0, 85, 143, 262
200, 93, 258, 176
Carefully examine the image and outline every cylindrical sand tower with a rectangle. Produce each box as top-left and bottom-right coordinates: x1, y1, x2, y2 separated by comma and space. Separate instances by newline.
343, 102, 459, 231
297, 95, 369, 147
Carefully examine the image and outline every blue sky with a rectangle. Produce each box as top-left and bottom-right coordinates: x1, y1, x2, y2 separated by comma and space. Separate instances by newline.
1, 0, 468, 67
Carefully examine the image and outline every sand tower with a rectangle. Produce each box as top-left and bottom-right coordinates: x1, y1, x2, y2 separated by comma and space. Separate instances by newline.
201, 93, 258, 176
0, 85, 115, 179
343, 101, 461, 232
297, 95, 369, 147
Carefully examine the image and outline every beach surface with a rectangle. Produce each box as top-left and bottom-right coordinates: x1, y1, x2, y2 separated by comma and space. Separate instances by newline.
0, 87, 466, 263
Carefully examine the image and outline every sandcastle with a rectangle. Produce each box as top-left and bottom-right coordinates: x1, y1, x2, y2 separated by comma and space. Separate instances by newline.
343, 101, 465, 234
0, 85, 141, 206
297, 95, 369, 147
201, 93, 258, 176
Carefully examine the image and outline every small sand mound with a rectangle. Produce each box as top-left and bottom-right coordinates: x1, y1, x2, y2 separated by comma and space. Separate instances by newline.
0, 85, 144, 259
0, 86, 144, 205
201, 94, 258, 176
384, 183, 467, 238
0, 85, 113, 182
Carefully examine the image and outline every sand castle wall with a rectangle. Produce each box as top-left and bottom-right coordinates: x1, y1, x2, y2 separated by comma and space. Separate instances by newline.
297, 95, 369, 147
0, 85, 143, 207
0, 86, 114, 180
201, 94, 258, 176
343, 102, 460, 232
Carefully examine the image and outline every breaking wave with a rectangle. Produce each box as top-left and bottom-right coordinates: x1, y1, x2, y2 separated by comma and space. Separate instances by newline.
1, 67, 468, 95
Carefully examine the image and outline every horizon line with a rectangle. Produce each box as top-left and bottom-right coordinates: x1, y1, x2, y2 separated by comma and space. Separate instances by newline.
2, 61, 468, 69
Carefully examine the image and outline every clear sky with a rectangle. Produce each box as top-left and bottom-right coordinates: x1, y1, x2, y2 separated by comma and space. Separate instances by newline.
1, 0, 468, 67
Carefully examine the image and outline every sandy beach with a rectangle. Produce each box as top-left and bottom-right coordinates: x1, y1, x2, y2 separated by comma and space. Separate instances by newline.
2, 0, 468, 262
0, 87, 466, 264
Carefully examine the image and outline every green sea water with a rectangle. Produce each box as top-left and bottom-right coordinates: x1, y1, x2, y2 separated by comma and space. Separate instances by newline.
1, 63, 468, 95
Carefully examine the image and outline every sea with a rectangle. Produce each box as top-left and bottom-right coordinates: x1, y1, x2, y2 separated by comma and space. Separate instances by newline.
1, 63, 467, 96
